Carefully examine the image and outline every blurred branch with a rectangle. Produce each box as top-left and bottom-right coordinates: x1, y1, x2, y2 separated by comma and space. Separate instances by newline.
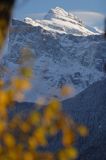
0, 0, 15, 51
104, 17, 106, 37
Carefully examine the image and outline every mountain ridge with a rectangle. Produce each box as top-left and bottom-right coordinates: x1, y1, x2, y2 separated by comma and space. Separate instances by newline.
62, 78, 106, 160
1, 7, 106, 102
24, 7, 99, 35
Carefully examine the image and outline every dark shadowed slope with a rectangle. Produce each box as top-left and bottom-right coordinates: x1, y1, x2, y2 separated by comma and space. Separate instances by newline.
9, 79, 106, 159
62, 79, 106, 160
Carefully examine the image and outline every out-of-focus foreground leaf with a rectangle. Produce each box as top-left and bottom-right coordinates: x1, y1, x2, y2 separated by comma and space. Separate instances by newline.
104, 17, 106, 38
0, 0, 15, 51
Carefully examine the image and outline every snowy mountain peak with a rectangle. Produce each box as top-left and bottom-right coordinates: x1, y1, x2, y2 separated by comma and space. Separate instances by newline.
24, 17, 37, 26
24, 17, 33, 23
44, 7, 81, 23
44, 7, 68, 19
23, 7, 99, 36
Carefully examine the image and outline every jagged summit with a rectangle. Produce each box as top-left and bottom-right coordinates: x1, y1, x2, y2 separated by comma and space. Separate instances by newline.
24, 7, 99, 36
44, 7, 81, 23
44, 7, 69, 19
24, 17, 37, 26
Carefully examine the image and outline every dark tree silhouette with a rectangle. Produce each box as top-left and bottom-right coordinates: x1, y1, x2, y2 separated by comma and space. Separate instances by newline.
0, 0, 15, 50
104, 17, 106, 37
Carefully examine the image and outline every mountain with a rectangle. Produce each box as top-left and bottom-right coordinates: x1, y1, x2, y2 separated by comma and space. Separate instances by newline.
1, 7, 106, 102
62, 79, 106, 160
24, 7, 99, 36
9, 79, 106, 160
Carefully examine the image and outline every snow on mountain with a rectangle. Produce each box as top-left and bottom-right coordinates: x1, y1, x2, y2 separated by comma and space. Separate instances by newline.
1, 7, 106, 102
94, 27, 104, 34
24, 7, 99, 36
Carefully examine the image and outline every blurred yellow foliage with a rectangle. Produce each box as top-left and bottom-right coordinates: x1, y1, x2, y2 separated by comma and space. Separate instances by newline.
20, 122, 30, 133
65, 147, 78, 159
0, 79, 4, 87
30, 112, 41, 125
23, 152, 34, 160
11, 78, 31, 91
20, 67, 33, 78
0, 121, 6, 133
28, 137, 37, 149
61, 85, 73, 96
77, 125, 89, 137
0, 90, 9, 107
48, 99, 61, 111
59, 147, 78, 160
62, 129, 75, 147
34, 127, 47, 146
0, 73, 88, 160
3, 133, 15, 148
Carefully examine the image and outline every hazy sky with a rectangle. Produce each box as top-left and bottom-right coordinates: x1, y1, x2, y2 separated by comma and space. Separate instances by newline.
13, 0, 105, 29
14, 0, 105, 16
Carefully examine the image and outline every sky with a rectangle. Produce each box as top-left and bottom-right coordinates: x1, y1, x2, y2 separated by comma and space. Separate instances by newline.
13, 0, 106, 30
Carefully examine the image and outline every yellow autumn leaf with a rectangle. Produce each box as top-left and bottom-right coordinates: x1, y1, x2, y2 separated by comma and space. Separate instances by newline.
20, 122, 30, 133
61, 85, 73, 96
48, 126, 58, 136
8, 150, 17, 159
34, 127, 47, 146
77, 125, 89, 137
0, 145, 2, 154
0, 90, 8, 106
48, 99, 61, 111
18, 79, 31, 90
23, 152, 34, 160
0, 106, 7, 117
39, 153, 54, 160
0, 79, 4, 87
30, 112, 41, 125
65, 147, 78, 159
58, 150, 68, 160
28, 137, 37, 149
44, 107, 55, 123
20, 67, 32, 78
11, 78, 31, 91
3, 133, 15, 148
0, 121, 6, 133
6, 89, 14, 104
62, 129, 75, 147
